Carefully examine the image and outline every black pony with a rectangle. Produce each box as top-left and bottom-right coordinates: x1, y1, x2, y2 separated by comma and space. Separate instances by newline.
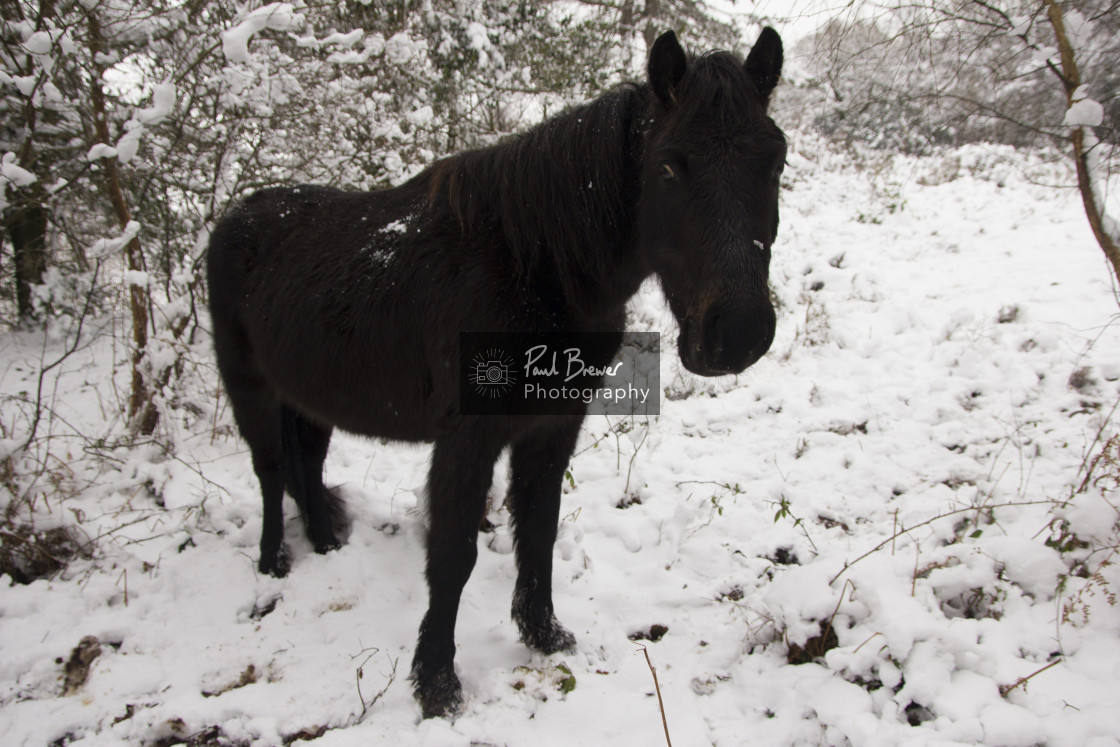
207, 29, 785, 718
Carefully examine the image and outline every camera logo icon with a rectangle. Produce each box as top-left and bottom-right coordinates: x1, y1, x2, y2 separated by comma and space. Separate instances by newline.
470, 348, 516, 398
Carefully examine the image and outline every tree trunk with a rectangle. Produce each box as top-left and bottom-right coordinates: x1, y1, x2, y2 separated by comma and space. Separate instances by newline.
5, 184, 48, 322
1044, 0, 1120, 289
3, 0, 52, 325
86, 11, 159, 435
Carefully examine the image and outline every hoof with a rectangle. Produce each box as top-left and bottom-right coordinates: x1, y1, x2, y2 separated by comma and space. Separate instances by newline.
309, 524, 343, 556
258, 547, 291, 578
517, 613, 577, 655
312, 538, 342, 555
413, 667, 464, 720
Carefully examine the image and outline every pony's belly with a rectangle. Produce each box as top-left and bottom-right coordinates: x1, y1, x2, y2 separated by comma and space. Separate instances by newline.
329, 405, 441, 442
265, 354, 453, 443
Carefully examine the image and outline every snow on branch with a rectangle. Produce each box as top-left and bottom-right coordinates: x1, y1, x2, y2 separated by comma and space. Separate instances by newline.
1063, 86, 1104, 128
221, 3, 303, 63
0, 152, 38, 211
89, 220, 141, 260
1, 152, 37, 188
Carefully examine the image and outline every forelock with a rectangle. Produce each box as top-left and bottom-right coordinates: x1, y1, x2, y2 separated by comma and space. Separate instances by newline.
670, 51, 769, 132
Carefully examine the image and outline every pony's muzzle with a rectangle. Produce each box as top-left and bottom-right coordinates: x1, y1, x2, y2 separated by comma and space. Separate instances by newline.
681, 299, 775, 376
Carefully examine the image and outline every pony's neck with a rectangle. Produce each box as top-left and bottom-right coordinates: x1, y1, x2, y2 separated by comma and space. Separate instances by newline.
429, 85, 654, 322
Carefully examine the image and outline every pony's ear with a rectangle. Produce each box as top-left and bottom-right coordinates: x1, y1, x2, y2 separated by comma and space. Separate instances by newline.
744, 27, 783, 103
649, 30, 687, 107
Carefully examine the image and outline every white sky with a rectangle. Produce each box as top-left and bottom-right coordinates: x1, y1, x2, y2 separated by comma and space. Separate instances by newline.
708, 0, 850, 41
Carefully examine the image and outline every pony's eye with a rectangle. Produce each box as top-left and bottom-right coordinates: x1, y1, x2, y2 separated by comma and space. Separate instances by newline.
659, 163, 676, 181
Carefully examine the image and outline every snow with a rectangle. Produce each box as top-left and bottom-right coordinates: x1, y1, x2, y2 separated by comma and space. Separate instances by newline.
89, 220, 141, 259
1064, 98, 1104, 128
86, 144, 119, 161
378, 220, 408, 235
407, 106, 434, 127
1, 152, 37, 188
221, 3, 302, 64
22, 30, 53, 55
2, 140, 1120, 745
321, 30, 363, 48
124, 270, 149, 287
1062, 10, 1093, 53
114, 126, 142, 165
136, 82, 176, 126
12, 74, 37, 96
383, 32, 425, 66
0, 153, 37, 210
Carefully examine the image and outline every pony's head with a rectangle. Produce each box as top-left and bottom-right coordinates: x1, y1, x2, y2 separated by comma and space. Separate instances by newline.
639, 29, 785, 376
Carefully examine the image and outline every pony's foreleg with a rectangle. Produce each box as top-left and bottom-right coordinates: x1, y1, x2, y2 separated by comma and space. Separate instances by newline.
226, 385, 289, 577
253, 439, 289, 577
211, 308, 291, 577
507, 417, 582, 654
411, 426, 504, 719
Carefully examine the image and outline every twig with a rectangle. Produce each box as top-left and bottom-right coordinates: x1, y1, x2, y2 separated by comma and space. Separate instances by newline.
1074, 397, 1120, 497
851, 631, 884, 655
830, 500, 1057, 585
911, 539, 922, 597
825, 579, 854, 646
118, 568, 128, 606
353, 647, 397, 721
999, 659, 1061, 697
891, 508, 899, 556
637, 644, 672, 747
624, 422, 649, 494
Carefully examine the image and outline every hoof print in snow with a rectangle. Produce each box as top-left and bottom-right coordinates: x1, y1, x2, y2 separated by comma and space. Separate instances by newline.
718, 585, 745, 602
248, 594, 281, 621
153, 719, 220, 745
628, 624, 669, 643
615, 493, 642, 509
690, 673, 731, 695
287, 725, 330, 742
202, 664, 259, 698
827, 421, 867, 436
61, 635, 102, 695
1068, 366, 1097, 394
816, 514, 850, 532
905, 701, 935, 726
767, 546, 800, 565
511, 662, 577, 700
785, 621, 838, 665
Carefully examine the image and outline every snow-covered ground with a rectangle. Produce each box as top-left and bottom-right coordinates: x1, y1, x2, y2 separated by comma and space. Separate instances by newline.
2, 137, 1119, 746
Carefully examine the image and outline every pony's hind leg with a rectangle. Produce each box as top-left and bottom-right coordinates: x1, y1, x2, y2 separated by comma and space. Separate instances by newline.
507, 417, 583, 654
411, 425, 505, 719
280, 407, 344, 554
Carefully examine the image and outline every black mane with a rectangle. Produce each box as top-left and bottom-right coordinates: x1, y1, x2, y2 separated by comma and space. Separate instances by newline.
425, 84, 650, 309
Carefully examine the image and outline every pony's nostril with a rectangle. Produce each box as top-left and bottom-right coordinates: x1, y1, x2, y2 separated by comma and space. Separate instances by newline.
703, 311, 724, 359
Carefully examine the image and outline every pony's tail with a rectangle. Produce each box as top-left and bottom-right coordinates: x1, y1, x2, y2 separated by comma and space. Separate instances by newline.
279, 406, 349, 540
